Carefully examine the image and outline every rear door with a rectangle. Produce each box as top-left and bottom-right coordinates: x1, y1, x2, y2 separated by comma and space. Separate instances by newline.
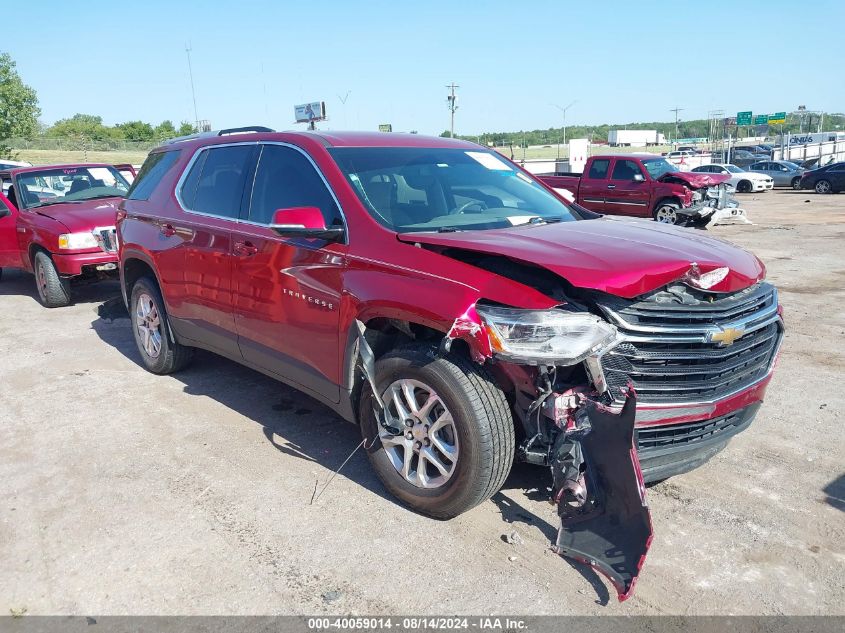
171, 143, 258, 357
0, 191, 20, 268
828, 163, 845, 190
605, 159, 650, 217
231, 143, 346, 402
578, 158, 611, 212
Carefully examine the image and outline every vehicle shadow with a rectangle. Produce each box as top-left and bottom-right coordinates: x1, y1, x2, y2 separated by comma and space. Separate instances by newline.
823, 473, 845, 513
90, 307, 397, 509
493, 463, 612, 606
0, 267, 122, 306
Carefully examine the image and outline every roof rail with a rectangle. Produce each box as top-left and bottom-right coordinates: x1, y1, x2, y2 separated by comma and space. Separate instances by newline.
163, 125, 276, 145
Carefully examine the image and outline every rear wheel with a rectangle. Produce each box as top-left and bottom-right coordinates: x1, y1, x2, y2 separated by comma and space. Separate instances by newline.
791, 177, 802, 190
129, 276, 193, 374
359, 344, 514, 519
653, 201, 680, 224
33, 251, 71, 307
736, 180, 752, 193
815, 179, 832, 194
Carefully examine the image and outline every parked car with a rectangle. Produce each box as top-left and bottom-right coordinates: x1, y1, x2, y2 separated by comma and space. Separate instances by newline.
727, 149, 769, 168
536, 154, 734, 225
736, 145, 772, 157
747, 160, 806, 189
0, 164, 129, 306
117, 128, 784, 598
799, 161, 845, 193
691, 164, 773, 193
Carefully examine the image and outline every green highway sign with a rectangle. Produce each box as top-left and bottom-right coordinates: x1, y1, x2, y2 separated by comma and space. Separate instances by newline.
754, 114, 769, 125
737, 111, 753, 125
768, 112, 787, 124
378, 124, 393, 132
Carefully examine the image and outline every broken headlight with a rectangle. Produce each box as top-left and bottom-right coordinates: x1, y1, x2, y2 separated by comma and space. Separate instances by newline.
475, 306, 617, 366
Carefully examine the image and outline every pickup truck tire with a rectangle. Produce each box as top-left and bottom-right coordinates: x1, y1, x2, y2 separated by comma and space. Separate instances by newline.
33, 251, 71, 307
653, 201, 680, 224
360, 344, 514, 519
791, 177, 802, 190
129, 276, 194, 374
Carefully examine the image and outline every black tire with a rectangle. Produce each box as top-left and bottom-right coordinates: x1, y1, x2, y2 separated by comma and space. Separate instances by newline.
33, 250, 71, 307
791, 177, 802, 190
736, 180, 752, 193
0, 268, 3, 282
653, 200, 680, 225
359, 344, 514, 519
815, 179, 832, 194
129, 276, 193, 374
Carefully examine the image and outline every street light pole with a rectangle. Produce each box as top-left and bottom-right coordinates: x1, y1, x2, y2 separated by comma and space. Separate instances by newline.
446, 83, 459, 138
552, 101, 577, 159
185, 43, 199, 131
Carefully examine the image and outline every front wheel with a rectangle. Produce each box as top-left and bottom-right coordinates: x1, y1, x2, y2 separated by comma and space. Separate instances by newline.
130, 276, 193, 374
736, 180, 752, 193
360, 344, 514, 519
33, 251, 71, 307
653, 201, 680, 224
815, 179, 832, 194
791, 177, 802, 190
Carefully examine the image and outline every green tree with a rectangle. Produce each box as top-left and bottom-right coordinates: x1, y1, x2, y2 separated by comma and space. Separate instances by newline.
116, 120, 155, 142
154, 120, 177, 139
177, 121, 197, 136
0, 52, 41, 159
48, 113, 114, 141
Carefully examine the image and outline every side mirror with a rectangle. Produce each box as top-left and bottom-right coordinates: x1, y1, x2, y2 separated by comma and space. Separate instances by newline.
269, 206, 344, 241
632, 174, 645, 182
0, 206, 10, 219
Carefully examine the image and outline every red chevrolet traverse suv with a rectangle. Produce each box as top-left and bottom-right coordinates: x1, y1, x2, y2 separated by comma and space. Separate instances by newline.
117, 127, 782, 593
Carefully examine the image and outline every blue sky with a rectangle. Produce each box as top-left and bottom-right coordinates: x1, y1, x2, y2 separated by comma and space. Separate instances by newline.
4, 0, 842, 135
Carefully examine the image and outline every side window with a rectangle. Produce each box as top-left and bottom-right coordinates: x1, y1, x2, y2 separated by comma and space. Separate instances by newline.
248, 144, 342, 226
127, 150, 181, 201
187, 145, 254, 218
179, 151, 208, 210
611, 160, 642, 181
587, 159, 610, 180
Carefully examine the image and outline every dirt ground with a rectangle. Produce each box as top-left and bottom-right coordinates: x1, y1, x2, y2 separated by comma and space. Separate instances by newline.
1, 189, 843, 615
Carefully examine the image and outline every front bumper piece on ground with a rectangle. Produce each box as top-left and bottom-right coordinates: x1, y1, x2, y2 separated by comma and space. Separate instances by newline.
550, 390, 652, 601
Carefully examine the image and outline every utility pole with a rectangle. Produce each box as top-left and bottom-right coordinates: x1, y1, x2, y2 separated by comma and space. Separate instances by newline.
670, 106, 684, 143
446, 82, 459, 138
185, 43, 199, 131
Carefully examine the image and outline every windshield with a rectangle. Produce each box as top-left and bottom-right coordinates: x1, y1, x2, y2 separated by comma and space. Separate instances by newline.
641, 158, 676, 179
328, 147, 577, 232
14, 166, 129, 209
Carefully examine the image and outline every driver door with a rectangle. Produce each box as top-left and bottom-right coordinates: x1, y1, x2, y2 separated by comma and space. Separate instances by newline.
0, 191, 22, 268
605, 159, 650, 217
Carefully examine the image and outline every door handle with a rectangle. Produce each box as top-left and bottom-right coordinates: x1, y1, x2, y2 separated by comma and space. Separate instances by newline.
233, 240, 259, 257
606, 184, 616, 189
159, 222, 175, 237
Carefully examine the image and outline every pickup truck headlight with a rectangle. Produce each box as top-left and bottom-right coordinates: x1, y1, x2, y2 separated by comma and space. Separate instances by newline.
58, 232, 99, 250
475, 305, 617, 365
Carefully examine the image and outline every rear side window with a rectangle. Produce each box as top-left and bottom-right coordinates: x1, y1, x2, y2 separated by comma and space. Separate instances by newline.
587, 159, 610, 179
181, 145, 254, 218
127, 150, 181, 201
248, 144, 342, 225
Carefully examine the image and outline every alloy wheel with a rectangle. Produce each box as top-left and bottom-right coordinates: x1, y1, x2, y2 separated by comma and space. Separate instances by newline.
655, 206, 678, 224
378, 378, 459, 489
135, 293, 163, 358
815, 180, 832, 194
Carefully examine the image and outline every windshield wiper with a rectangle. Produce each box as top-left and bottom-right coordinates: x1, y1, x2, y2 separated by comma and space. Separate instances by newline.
437, 226, 461, 233
36, 199, 84, 207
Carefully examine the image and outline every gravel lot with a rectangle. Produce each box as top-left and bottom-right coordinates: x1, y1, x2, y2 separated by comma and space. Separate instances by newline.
1, 189, 843, 615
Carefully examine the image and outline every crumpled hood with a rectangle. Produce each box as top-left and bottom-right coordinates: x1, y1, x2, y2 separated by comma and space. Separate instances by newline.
658, 171, 730, 188
35, 198, 121, 232
399, 217, 765, 299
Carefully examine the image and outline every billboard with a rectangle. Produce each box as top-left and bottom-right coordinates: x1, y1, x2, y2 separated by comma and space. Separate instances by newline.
378, 124, 393, 133
294, 101, 326, 123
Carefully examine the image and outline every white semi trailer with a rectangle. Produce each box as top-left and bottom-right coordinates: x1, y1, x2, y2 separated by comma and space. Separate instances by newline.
608, 130, 667, 146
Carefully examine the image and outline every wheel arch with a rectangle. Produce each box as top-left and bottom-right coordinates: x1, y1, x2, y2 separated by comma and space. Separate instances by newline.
120, 250, 163, 309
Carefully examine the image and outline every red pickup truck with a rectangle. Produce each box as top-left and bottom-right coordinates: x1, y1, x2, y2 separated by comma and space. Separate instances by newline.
537, 154, 733, 225
0, 164, 130, 306
117, 129, 783, 599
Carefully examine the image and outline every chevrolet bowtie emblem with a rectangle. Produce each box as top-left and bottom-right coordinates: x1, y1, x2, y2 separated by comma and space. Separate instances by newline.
711, 327, 745, 346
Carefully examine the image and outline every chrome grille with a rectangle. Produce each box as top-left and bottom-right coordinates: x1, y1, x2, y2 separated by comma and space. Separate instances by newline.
598, 283, 783, 404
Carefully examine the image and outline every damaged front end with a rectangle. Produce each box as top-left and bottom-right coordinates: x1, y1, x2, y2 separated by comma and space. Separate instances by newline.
661, 172, 751, 228
442, 302, 653, 601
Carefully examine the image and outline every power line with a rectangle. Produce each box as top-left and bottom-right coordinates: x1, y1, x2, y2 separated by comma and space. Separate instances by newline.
669, 107, 684, 141
185, 43, 199, 130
